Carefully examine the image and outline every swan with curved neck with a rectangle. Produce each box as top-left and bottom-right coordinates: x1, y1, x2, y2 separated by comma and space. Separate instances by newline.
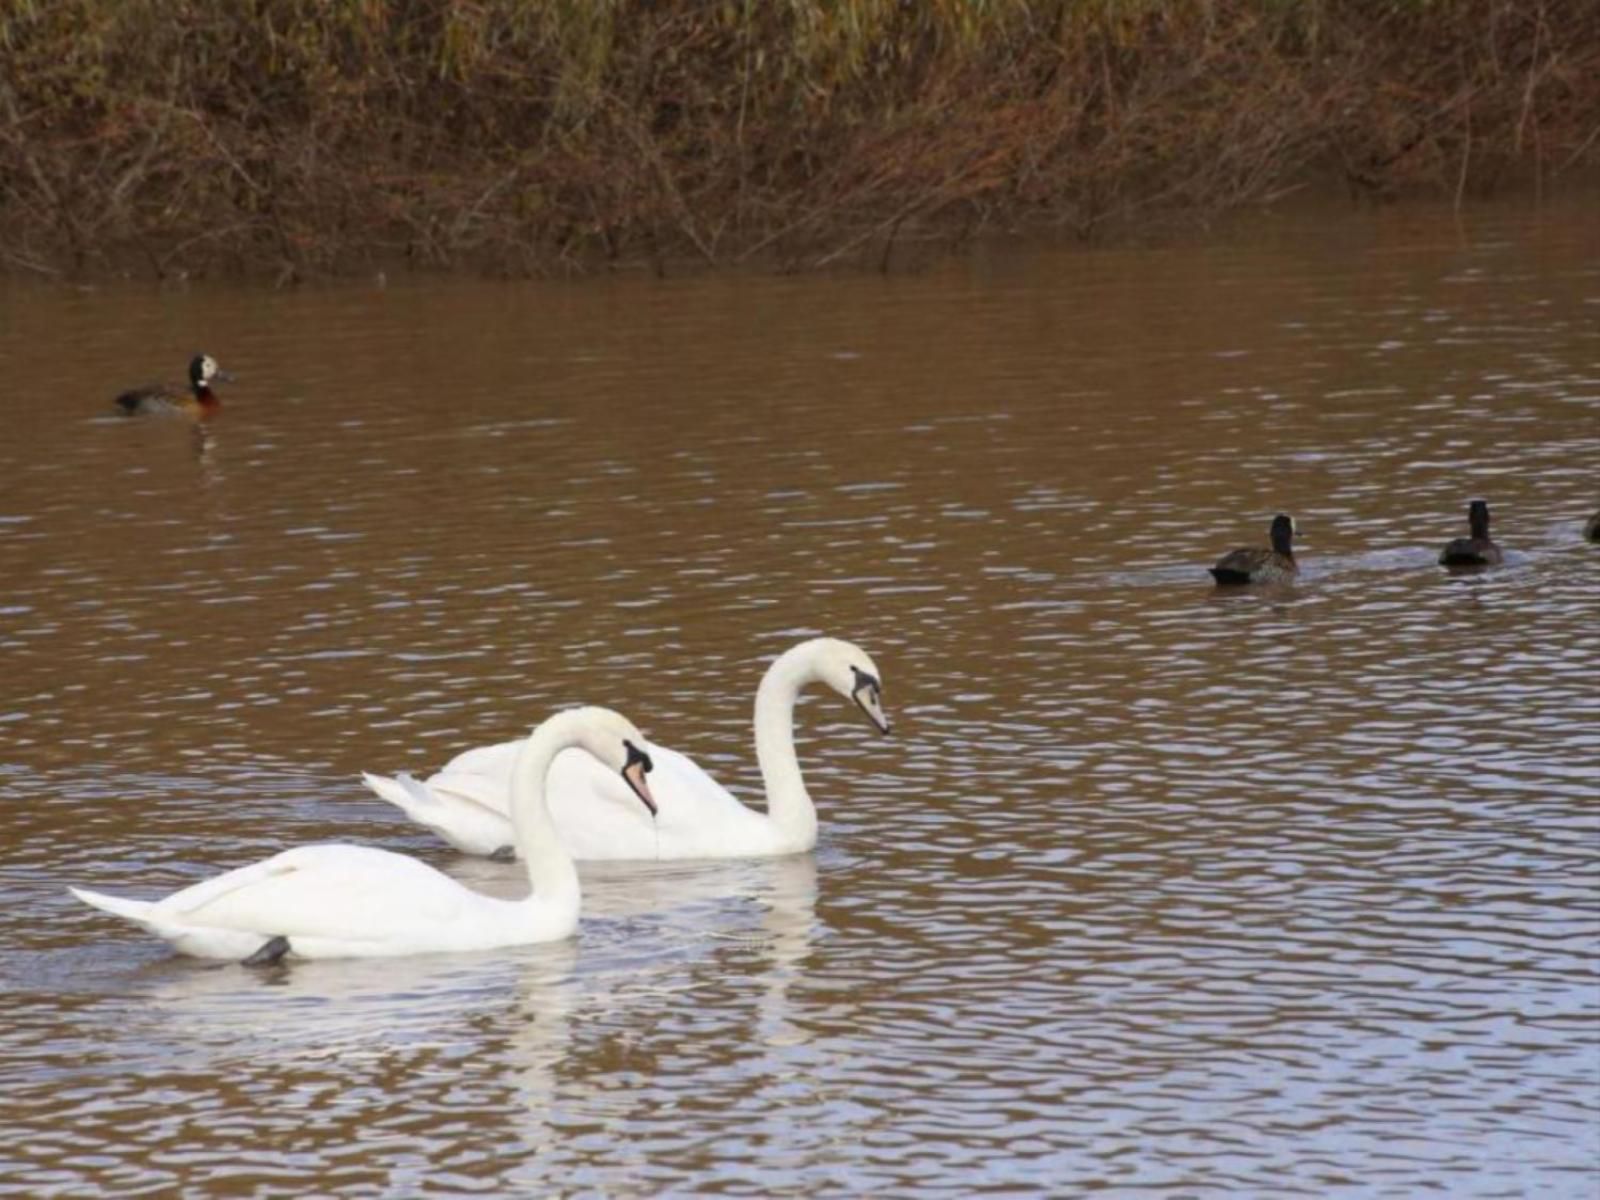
70, 707, 655, 961
362, 637, 890, 861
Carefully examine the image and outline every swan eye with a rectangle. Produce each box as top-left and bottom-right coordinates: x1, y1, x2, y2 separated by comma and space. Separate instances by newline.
624, 740, 654, 774
850, 666, 881, 703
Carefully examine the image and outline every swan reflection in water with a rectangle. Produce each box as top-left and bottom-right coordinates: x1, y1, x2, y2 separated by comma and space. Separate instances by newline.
123, 937, 580, 1061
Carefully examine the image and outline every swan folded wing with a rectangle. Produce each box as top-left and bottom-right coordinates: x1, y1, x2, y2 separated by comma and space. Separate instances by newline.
647, 743, 730, 801
427, 770, 515, 819
438, 737, 521, 779
435, 742, 681, 827
153, 844, 475, 942
423, 734, 780, 859
364, 771, 514, 857
438, 737, 654, 789
637, 744, 787, 857
525, 747, 665, 860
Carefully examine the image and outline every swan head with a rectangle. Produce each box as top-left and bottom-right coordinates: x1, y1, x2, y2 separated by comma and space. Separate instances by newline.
567, 706, 658, 817
812, 639, 891, 735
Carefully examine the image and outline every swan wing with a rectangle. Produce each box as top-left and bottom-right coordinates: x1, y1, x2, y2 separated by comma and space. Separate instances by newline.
438, 737, 522, 778
646, 743, 738, 807
376, 736, 779, 861
150, 844, 480, 942
369, 746, 634, 859
426, 742, 760, 860
650, 744, 782, 858
427, 771, 514, 820
364, 770, 516, 856
532, 741, 769, 860
554, 741, 778, 860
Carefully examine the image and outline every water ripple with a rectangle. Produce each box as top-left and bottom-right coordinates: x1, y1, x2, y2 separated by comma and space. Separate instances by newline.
2, 203, 1598, 1194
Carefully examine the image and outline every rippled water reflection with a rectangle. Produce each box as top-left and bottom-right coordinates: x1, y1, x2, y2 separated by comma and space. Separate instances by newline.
2, 198, 1598, 1194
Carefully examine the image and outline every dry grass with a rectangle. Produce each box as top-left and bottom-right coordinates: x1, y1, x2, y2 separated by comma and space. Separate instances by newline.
1, 0, 1596, 279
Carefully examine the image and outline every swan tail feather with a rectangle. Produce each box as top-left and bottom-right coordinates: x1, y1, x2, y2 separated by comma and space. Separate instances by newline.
71, 886, 264, 958
361, 770, 438, 816
69, 886, 158, 927
363, 769, 512, 856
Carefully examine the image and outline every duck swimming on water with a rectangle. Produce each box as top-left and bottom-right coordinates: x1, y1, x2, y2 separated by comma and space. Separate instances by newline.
1209, 514, 1298, 585
1438, 499, 1503, 567
115, 354, 233, 417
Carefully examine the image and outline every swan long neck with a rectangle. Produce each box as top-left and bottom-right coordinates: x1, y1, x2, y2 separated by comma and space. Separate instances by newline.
508, 715, 582, 922
753, 644, 822, 852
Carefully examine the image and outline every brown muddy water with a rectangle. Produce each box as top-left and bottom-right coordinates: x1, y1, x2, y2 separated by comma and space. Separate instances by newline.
1, 197, 1598, 1195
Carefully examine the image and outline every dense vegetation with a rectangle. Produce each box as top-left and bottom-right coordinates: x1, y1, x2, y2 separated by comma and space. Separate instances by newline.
2, 0, 1596, 280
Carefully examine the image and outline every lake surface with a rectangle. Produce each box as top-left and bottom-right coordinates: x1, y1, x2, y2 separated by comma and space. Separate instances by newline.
2, 195, 1597, 1196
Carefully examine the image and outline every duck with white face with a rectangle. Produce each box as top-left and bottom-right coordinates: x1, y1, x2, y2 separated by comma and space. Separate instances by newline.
363, 637, 893, 861
69, 707, 656, 962
115, 353, 235, 417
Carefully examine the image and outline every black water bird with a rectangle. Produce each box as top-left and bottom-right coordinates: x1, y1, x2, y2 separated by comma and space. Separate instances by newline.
1438, 499, 1502, 567
1209, 514, 1298, 585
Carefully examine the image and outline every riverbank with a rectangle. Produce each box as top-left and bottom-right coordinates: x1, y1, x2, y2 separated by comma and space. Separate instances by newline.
3, 0, 1596, 282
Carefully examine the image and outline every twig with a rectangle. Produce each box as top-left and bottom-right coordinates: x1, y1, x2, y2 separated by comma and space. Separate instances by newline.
0, 244, 61, 277
1556, 121, 1600, 173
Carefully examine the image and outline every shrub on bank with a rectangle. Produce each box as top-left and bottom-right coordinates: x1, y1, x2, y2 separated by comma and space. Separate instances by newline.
1, 0, 1595, 278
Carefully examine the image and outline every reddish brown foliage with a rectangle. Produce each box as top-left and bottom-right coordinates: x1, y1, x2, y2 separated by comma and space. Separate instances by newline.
1, 0, 1596, 280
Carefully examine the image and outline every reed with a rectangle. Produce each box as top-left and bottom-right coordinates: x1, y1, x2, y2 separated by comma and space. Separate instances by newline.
1, 0, 1595, 279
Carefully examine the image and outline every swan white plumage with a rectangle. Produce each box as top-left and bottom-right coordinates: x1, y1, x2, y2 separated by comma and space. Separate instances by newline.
69, 707, 656, 961
361, 637, 890, 861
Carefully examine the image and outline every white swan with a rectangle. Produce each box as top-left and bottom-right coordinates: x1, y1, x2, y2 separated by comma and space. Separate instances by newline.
362, 637, 890, 861
69, 707, 656, 961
